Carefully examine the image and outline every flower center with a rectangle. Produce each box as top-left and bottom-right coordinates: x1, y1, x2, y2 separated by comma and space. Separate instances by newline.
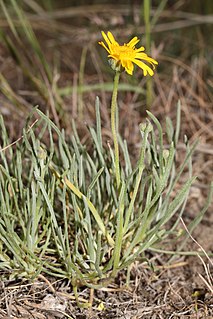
112, 44, 135, 60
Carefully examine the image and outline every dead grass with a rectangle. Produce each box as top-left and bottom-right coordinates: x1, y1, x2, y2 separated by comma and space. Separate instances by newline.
0, 258, 212, 318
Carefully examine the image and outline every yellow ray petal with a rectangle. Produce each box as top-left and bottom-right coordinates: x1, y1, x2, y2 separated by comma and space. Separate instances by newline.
126, 60, 134, 74
135, 52, 158, 65
101, 31, 111, 48
107, 31, 118, 45
127, 37, 140, 48
98, 41, 110, 54
135, 46, 145, 53
133, 59, 154, 76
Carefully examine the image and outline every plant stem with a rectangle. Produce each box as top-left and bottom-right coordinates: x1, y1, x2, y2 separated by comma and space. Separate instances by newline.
144, 0, 153, 109
111, 71, 120, 189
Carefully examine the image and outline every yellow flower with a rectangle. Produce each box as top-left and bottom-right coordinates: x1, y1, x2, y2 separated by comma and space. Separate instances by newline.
99, 31, 158, 76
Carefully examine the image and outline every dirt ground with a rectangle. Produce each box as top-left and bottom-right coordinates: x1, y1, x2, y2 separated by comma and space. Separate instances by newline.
0, 253, 213, 318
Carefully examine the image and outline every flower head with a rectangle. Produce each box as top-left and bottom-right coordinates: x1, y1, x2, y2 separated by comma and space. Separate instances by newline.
99, 31, 158, 76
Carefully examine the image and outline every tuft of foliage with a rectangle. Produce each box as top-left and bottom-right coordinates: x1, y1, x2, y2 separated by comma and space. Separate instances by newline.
1, 101, 212, 302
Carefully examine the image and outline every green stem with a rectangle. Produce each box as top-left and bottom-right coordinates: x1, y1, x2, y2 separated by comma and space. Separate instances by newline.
111, 71, 120, 189
144, 0, 153, 109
